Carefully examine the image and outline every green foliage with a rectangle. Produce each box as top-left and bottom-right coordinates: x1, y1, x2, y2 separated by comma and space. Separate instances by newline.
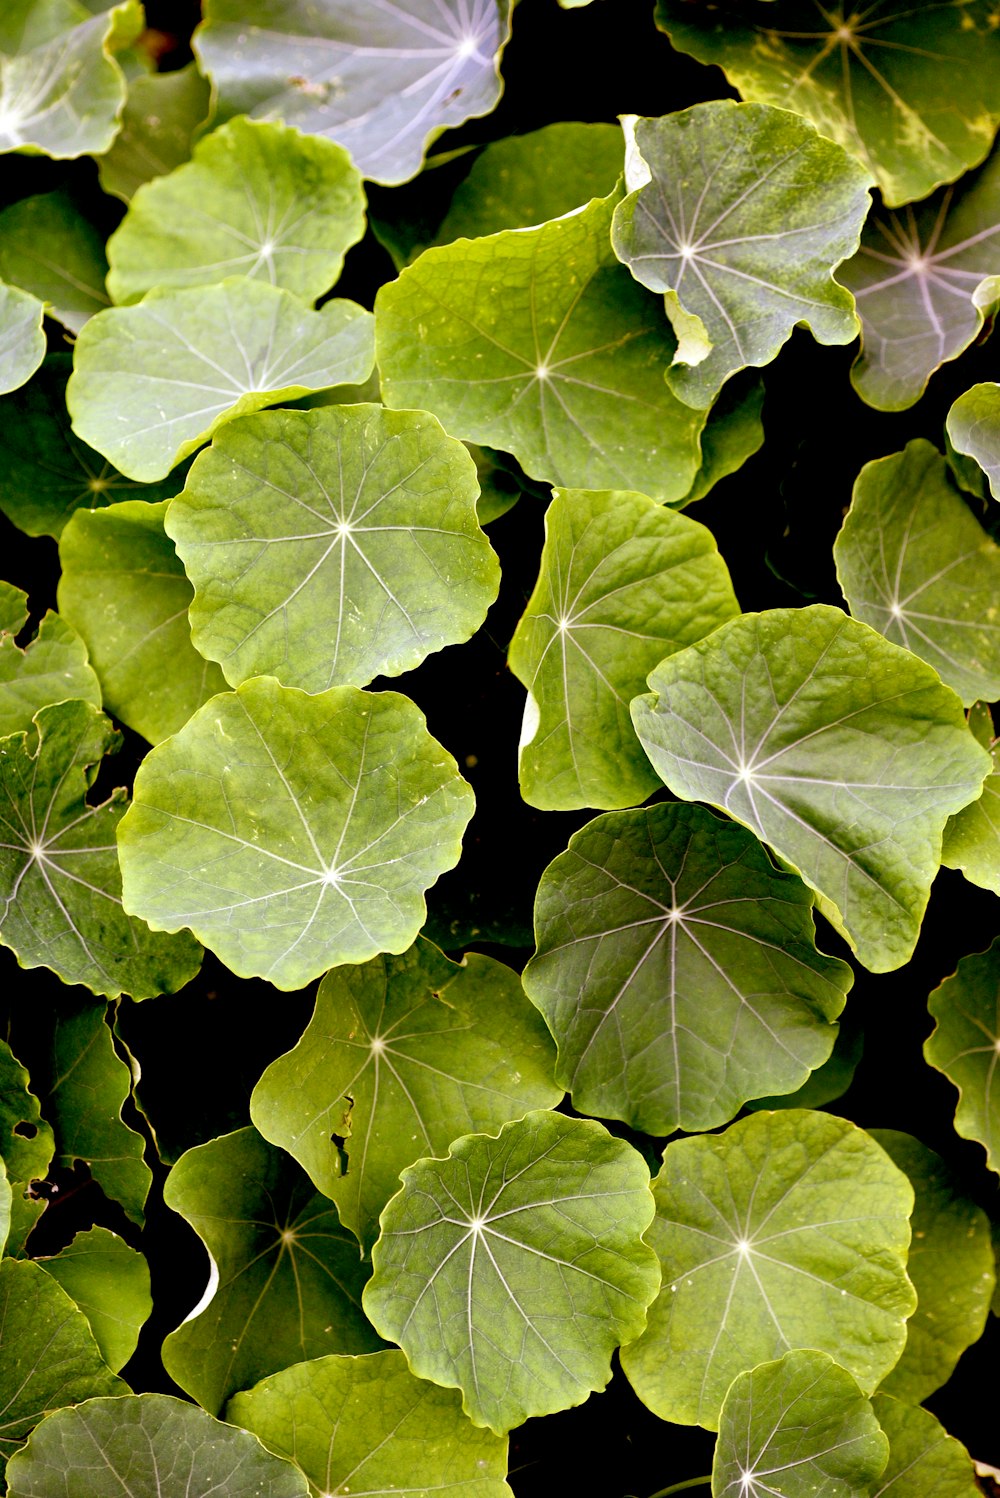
925, 937, 1000, 1174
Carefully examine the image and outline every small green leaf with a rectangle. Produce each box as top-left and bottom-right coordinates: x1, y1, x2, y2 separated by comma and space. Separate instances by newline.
36, 1227, 151, 1373
0, 583, 101, 738
0, 284, 45, 396
523, 803, 851, 1135
118, 677, 474, 989
508, 486, 739, 810
0, 191, 109, 333
5, 1392, 310, 1497
67, 281, 375, 482
251, 936, 561, 1252
363, 1110, 660, 1435
620, 1109, 916, 1428
97, 62, 212, 203
106, 117, 366, 305
712, 1350, 888, 1498
162, 1126, 382, 1415
0, 1038, 54, 1184
947, 382, 1000, 499
834, 441, 1000, 706
612, 103, 870, 408
631, 604, 991, 972
870, 1397, 981, 1497
925, 937, 1000, 1175
227, 1351, 512, 1498
942, 724, 1000, 894
375, 189, 707, 503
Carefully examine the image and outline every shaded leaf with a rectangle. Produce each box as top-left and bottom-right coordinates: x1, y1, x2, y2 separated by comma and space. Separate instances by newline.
0, 1159, 9, 1256
97, 62, 212, 203
925, 936, 1000, 1175
0, 1038, 54, 1184
677, 371, 765, 507
37, 1228, 151, 1373
870, 1396, 981, 1497
947, 381, 1000, 499
0, 284, 45, 396
0, 582, 101, 738
942, 715, 1000, 894
747, 1007, 863, 1112
0, 191, 109, 333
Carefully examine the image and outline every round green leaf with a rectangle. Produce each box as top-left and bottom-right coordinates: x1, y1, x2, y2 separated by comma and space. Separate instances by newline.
0, 584, 101, 739
0, 1038, 54, 1185
167, 404, 500, 692
162, 1126, 382, 1415
943, 714, 1000, 893
508, 486, 739, 810
375, 189, 707, 504
251, 936, 561, 1252
5, 1392, 310, 1497
227, 1351, 512, 1498
620, 1109, 916, 1429
631, 604, 991, 973
106, 117, 366, 305
612, 103, 870, 409
97, 62, 212, 203
834, 441, 1000, 706
37, 1228, 151, 1374
523, 803, 852, 1135
67, 280, 375, 482
117, 677, 475, 989
870, 1397, 981, 1498
0, 285, 45, 397
925, 936, 1000, 1175
363, 1110, 660, 1434
0, 191, 109, 333
947, 381, 1000, 499
713, 1350, 888, 1498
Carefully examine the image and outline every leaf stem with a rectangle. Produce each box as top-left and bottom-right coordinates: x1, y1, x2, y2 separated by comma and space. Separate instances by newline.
645, 1478, 713, 1498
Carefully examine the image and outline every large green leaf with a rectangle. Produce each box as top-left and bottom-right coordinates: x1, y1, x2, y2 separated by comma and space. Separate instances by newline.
251, 936, 561, 1252
0, 285, 45, 396
0, 191, 109, 333
194, 0, 514, 186
0, 582, 101, 738
508, 486, 739, 810
870, 1130, 994, 1403
67, 280, 375, 482
712, 1350, 887, 1498
925, 937, 1000, 1175
118, 677, 474, 989
57, 499, 227, 744
0, 699, 203, 999
106, 117, 366, 305
834, 441, 1000, 706
947, 381, 1000, 499
652, 0, 1000, 207
375, 189, 707, 504
523, 803, 851, 1136
363, 1110, 660, 1435
97, 62, 212, 203
611, 103, 870, 409
5, 1393, 310, 1497
0, 1039, 53, 1185
0, 1258, 125, 1479
228, 1351, 512, 1498
167, 404, 500, 692
162, 1126, 382, 1415
943, 707, 1000, 892
870, 1397, 981, 1497
620, 1109, 916, 1429
631, 604, 990, 972
36, 1228, 151, 1373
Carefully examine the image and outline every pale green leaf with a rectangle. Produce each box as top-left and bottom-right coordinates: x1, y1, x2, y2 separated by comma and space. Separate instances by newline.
620, 1109, 916, 1429
67, 280, 375, 482
612, 103, 870, 408
631, 604, 991, 972
0, 1159, 10, 1257
167, 404, 500, 692
162, 1126, 382, 1415
251, 936, 561, 1252
523, 803, 851, 1135
363, 1110, 660, 1435
0, 1038, 54, 1184
942, 718, 1000, 893
0, 284, 45, 396
870, 1397, 981, 1497
97, 62, 212, 203
925, 937, 1000, 1175
0, 583, 101, 738
36, 1228, 151, 1373
947, 381, 1000, 499
375, 189, 707, 504
118, 678, 474, 989
0, 191, 109, 333
509, 486, 739, 810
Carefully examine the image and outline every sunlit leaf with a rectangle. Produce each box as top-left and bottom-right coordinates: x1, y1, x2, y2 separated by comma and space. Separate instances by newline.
97, 62, 212, 203
0, 1159, 10, 1256
947, 381, 1000, 499
0, 191, 109, 333
0, 1037, 54, 1185
925, 936, 1000, 1175
870, 1397, 981, 1498
942, 709, 1000, 893
37, 1228, 151, 1373
0, 284, 45, 396
0, 581, 101, 738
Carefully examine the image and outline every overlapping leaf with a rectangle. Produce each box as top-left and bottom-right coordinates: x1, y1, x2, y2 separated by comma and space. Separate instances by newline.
0, 582, 100, 738
37, 1228, 151, 1373
0, 191, 109, 332
871, 1397, 981, 1497
0, 285, 45, 396
678, 371, 765, 507
943, 706, 1000, 893
97, 62, 212, 203
947, 382, 1000, 499
0, 1038, 53, 1185
925, 937, 1000, 1175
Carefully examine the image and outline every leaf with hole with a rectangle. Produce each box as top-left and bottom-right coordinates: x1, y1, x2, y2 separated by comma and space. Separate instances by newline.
925, 937, 1000, 1176
0, 191, 109, 333
0, 1037, 53, 1185
36, 1228, 151, 1373
947, 382, 1000, 500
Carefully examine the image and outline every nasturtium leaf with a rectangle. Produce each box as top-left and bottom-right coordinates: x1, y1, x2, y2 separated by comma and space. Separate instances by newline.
508, 487, 739, 811
870, 1397, 981, 1498
0, 285, 45, 396
162, 1126, 382, 1415
943, 717, 1000, 894
251, 936, 561, 1252
678, 372, 765, 508
58, 500, 227, 744
0, 584, 101, 738
167, 404, 500, 693
611, 103, 870, 409
652, 0, 1000, 208
375, 189, 707, 504
839, 151, 1000, 411
67, 280, 375, 483
712, 1350, 888, 1498
947, 382, 1000, 499
925, 938, 1000, 1175
620, 1109, 916, 1429
363, 1110, 660, 1435
4, 1393, 311, 1497
631, 604, 991, 973
0, 0, 142, 159
37, 1228, 151, 1373
869, 1129, 994, 1403
106, 117, 366, 305
0, 700, 203, 1000
194, 0, 514, 187
471, 444, 522, 526
98, 62, 212, 203
228, 1351, 512, 1498
834, 441, 1000, 706
0, 1038, 54, 1185
523, 804, 851, 1136
0, 1258, 125, 1477
747, 1009, 863, 1112
5, 1187, 43, 1258
118, 677, 474, 989
0, 1159, 10, 1256
0, 191, 109, 334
